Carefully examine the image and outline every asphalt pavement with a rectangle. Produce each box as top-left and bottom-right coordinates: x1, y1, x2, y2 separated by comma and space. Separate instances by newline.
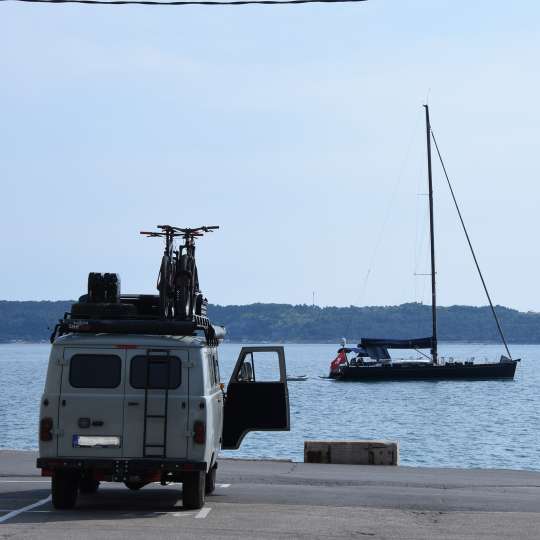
0, 451, 539, 539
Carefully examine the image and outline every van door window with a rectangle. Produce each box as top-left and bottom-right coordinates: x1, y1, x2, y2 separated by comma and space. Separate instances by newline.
235, 351, 281, 382
69, 354, 122, 389
130, 356, 181, 389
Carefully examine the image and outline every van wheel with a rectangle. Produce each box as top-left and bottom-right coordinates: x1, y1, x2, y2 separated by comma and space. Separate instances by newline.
124, 481, 146, 491
183, 471, 205, 509
52, 470, 79, 510
205, 465, 216, 495
79, 478, 100, 494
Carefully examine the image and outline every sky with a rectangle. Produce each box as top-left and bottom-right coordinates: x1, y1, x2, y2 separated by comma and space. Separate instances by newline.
1, 1, 539, 310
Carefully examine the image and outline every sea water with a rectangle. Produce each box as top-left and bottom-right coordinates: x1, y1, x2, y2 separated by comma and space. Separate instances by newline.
1, 342, 538, 470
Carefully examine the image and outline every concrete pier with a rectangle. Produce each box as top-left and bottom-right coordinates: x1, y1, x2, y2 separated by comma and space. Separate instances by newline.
304, 440, 399, 465
1, 450, 539, 539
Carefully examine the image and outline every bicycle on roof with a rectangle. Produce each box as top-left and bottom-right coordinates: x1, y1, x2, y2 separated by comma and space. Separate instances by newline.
140, 225, 219, 320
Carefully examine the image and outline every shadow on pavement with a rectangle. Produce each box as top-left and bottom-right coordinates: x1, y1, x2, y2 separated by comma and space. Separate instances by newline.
0, 486, 206, 524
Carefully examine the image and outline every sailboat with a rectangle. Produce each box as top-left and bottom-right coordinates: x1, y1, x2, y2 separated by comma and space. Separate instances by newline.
329, 105, 519, 381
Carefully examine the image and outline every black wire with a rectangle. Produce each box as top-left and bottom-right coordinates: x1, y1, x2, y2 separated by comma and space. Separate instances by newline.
430, 127, 513, 360
1, 0, 367, 5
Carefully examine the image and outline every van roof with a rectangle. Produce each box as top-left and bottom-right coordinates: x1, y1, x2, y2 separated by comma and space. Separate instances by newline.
53, 333, 208, 348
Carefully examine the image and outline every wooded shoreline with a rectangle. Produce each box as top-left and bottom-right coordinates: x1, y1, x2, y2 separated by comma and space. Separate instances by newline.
2, 300, 539, 344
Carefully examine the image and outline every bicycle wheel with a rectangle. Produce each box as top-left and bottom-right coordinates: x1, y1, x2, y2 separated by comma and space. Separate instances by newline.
175, 280, 191, 320
175, 255, 193, 319
158, 257, 173, 319
190, 264, 200, 318
167, 258, 177, 319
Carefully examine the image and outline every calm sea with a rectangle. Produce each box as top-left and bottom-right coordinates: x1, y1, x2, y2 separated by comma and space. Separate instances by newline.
1, 343, 538, 470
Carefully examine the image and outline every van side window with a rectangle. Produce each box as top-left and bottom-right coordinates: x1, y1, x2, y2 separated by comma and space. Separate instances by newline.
207, 355, 215, 388
69, 354, 121, 389
212, 354, 221, 385
130, 356, 181, 389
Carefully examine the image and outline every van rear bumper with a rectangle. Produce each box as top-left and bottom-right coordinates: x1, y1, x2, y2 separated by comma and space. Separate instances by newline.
37, 457, 207, 481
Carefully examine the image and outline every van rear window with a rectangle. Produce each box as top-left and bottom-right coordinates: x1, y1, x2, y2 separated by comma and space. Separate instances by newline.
130, 356, 181, 389
69, 355, 121, 389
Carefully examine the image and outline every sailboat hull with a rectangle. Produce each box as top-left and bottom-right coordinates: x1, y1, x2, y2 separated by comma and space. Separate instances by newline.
332, 361, 518, 381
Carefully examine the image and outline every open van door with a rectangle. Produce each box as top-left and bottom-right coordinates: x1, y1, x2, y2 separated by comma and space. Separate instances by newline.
222, 346, 290, 450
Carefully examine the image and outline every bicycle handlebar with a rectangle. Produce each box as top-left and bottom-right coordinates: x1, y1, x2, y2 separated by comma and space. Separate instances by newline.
140, 231, 165, 237
140, 225, 220, 239
171, 225, 220, 236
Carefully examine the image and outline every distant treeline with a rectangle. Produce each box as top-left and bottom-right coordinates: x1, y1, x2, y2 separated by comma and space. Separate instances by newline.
0, 301, 72, 343
208, 303, 540, 343
1, 300, 539, 344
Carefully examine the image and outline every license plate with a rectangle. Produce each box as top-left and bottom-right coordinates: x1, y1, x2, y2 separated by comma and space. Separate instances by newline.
72, 435, 121, 448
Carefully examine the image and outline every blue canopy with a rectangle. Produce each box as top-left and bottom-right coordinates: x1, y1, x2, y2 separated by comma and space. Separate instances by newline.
359, 337, 433, 350
339, 337, 433, 361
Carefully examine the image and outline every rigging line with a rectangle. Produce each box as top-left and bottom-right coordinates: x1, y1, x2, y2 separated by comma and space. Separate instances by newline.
414, 200, 429, 298
415, 248, 430, 336
414, 166, 431, 333
414, 348, 431, 361
356, 113, 421, 307
430, 128, 512, 359
419, 241, 430, 304
0, 0, 368, 6
414, 133, 430, 286
343, 114, 420, 341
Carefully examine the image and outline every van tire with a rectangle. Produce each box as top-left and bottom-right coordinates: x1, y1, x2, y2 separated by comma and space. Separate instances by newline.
205, 465, 216, 495
52, 470, 79, 509
79, 478, 100, 494
183, 471, 205, 509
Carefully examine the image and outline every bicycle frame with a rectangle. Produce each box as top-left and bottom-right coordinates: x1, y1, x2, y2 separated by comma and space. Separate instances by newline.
141, 225, 219, 320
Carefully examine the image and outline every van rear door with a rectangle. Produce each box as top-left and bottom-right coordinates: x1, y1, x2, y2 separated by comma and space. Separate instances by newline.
122, 348, 189, 459
222, 346, 290, 450
58, 348, 126, 458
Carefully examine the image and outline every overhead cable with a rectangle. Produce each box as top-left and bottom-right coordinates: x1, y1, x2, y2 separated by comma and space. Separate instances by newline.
1, 0, 367, 6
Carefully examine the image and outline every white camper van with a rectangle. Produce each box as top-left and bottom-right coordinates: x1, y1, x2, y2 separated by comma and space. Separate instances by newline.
38, 332, 289, 510
37, 225, 290, 510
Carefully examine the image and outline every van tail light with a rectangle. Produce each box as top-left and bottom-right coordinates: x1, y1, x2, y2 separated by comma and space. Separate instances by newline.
193, 421, 205, 444
40, 417, 53, 442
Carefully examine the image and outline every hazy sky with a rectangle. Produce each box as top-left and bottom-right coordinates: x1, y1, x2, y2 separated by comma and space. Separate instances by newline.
1, 1, 539, 310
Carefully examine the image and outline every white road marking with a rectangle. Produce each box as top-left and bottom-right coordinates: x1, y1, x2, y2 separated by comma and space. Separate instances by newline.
22, 510, 53, 513
0, 495, 51, 524
216, 483, 230, 488
195, 507, 212, 519
0, 506, 212, 519
0, 510, 53, 514
0, 480, 50, 483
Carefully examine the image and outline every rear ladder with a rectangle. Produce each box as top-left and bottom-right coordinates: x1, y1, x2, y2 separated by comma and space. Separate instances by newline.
142, 349, 172, 458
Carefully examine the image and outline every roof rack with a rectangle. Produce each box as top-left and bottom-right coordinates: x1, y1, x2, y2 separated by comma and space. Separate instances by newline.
51, 313, 226, 346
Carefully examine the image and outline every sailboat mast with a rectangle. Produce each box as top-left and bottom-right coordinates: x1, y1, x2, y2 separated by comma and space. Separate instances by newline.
424, 104, 438, 365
